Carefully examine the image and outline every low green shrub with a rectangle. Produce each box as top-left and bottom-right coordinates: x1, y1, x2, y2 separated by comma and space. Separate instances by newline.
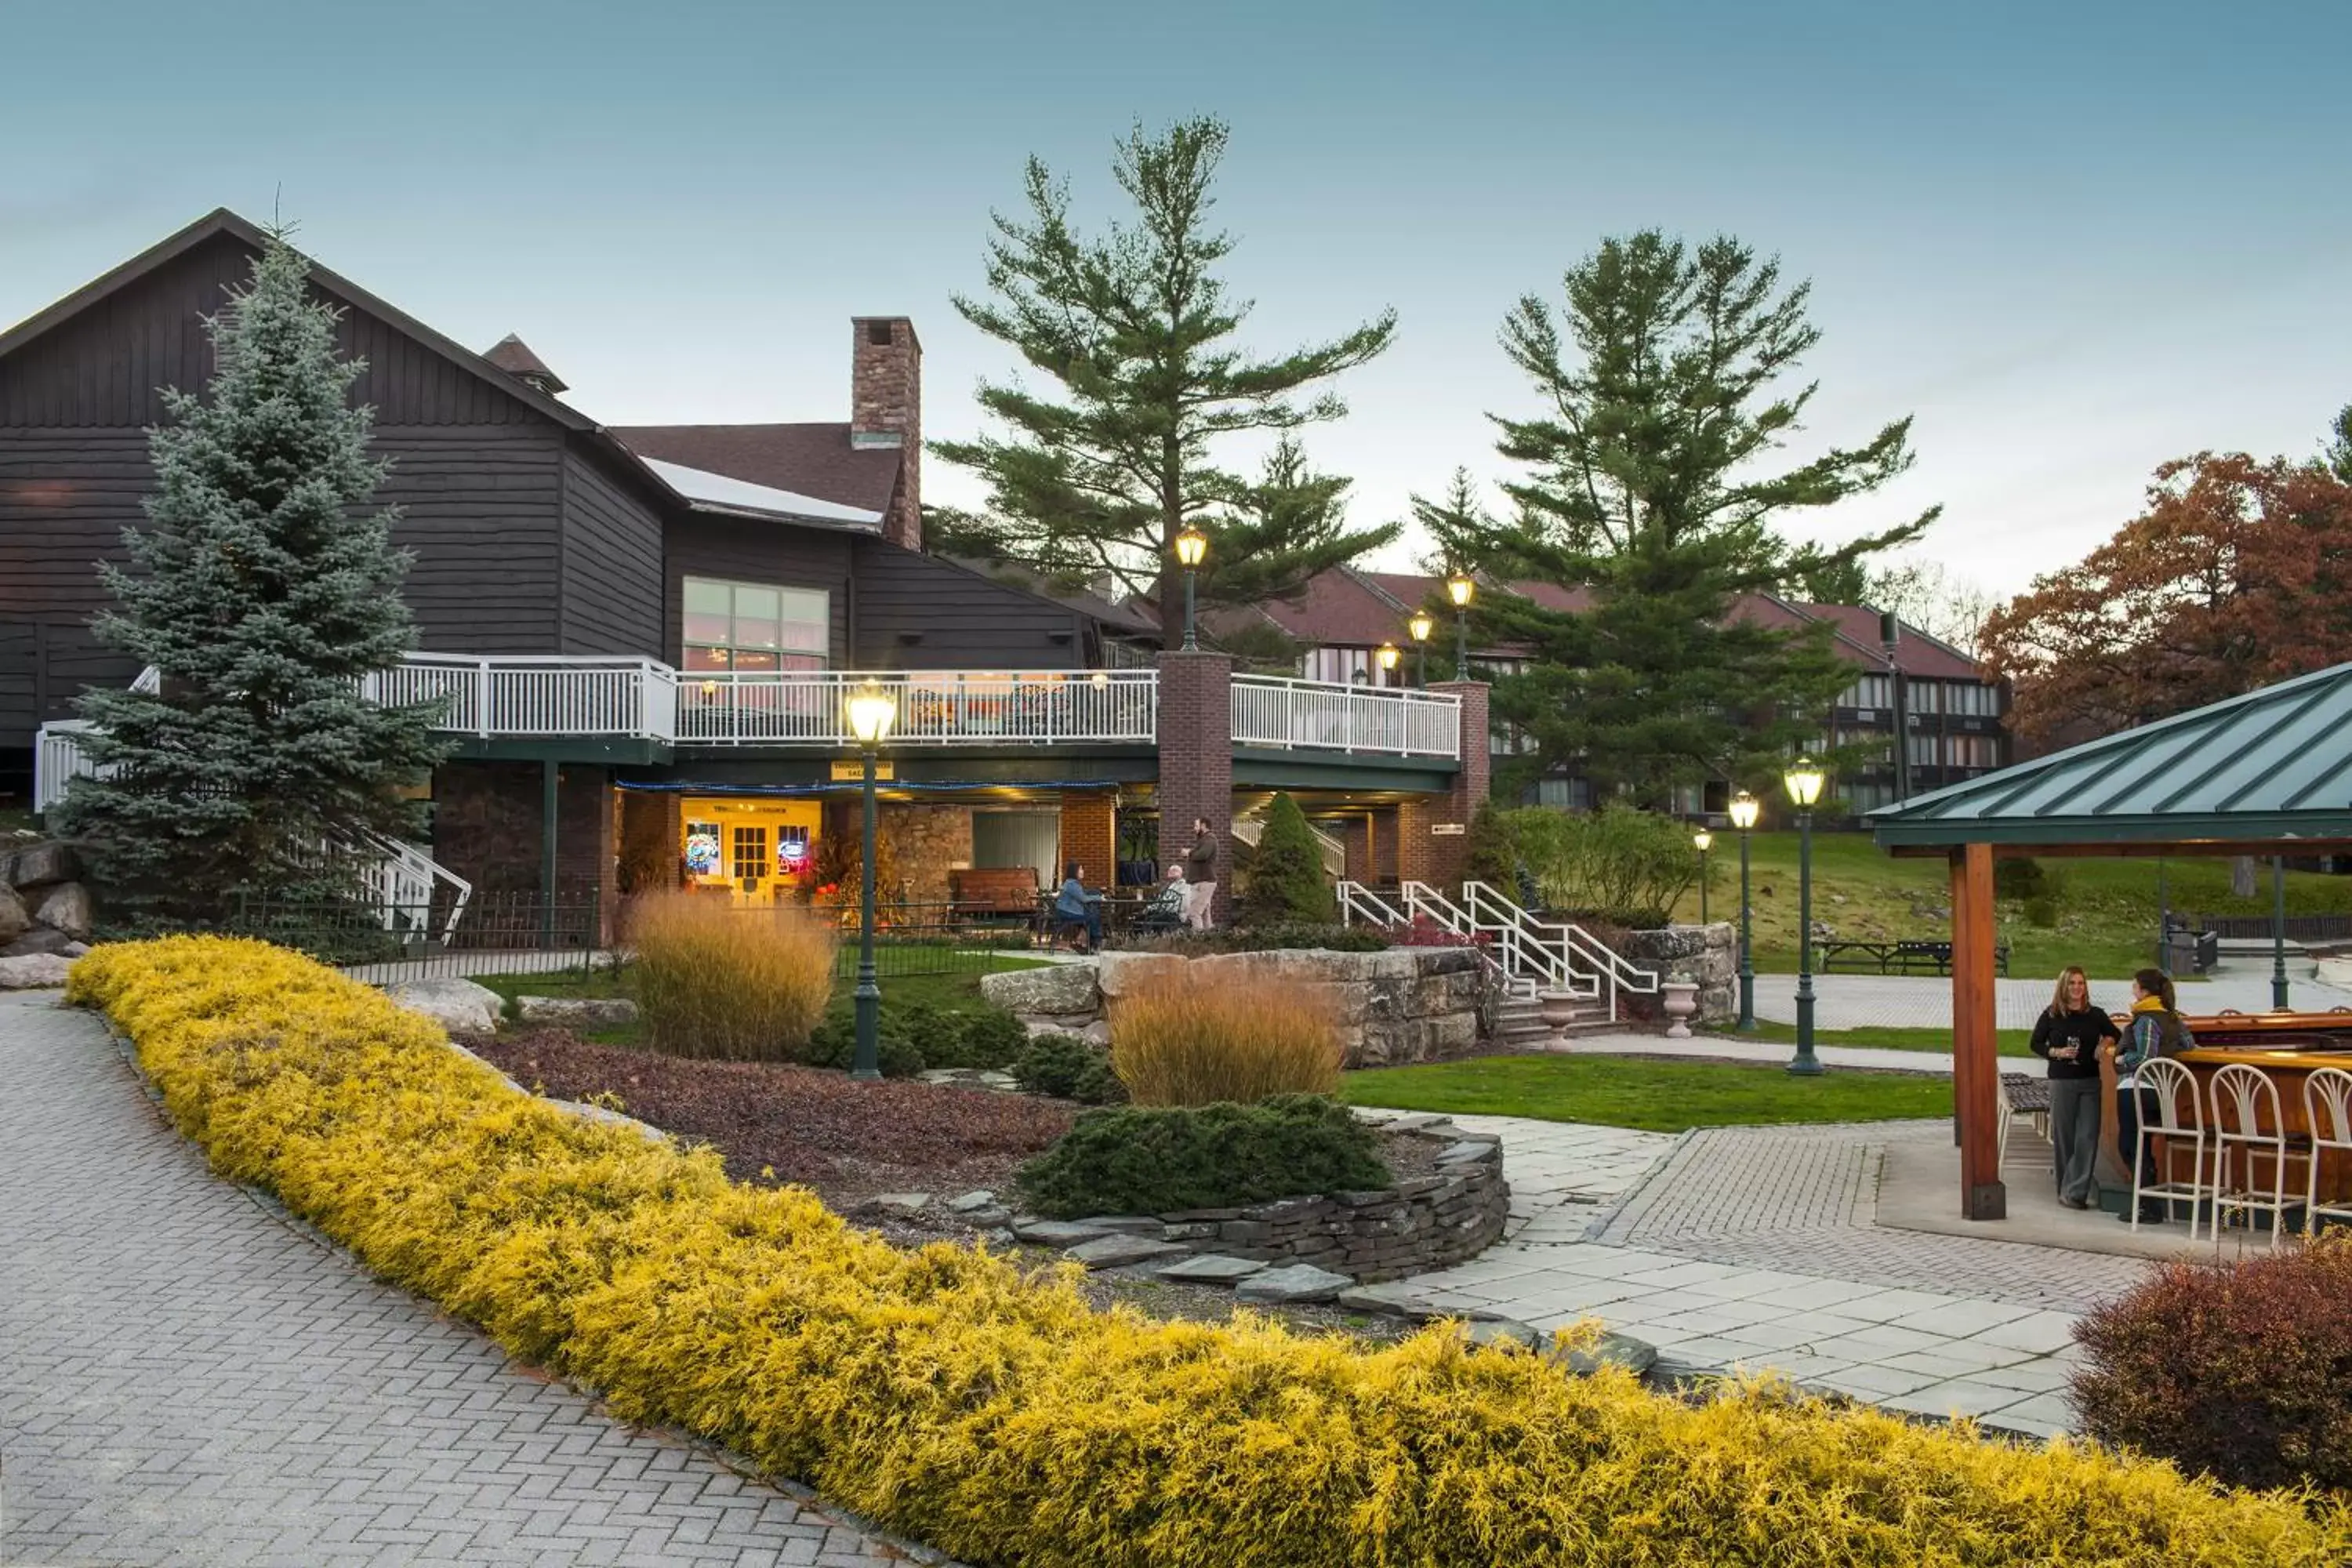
1123, 923, 1388, 954
803, 1003, 925, 1078
2024, 893, 2060, 928
1507, 802, 1697, 928
1015, 1094, 1387, 1218
935, 1003, 1029, 1069
1012, 1032, 1127, 1104
1994, 856, 2050, 900
2073, 1233, 2352, 1494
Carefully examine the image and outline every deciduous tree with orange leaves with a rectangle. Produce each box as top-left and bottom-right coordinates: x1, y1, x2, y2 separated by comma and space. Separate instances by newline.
1982, 450, 2352, 743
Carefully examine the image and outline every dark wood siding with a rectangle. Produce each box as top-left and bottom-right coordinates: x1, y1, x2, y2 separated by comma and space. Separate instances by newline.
557, 448, 664, 657
850, 541, 1087, 669
379, 425, 564, 652
665, 516, 854, 667
0, 230, 543, 430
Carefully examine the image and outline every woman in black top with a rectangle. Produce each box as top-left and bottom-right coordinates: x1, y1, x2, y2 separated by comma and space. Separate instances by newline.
2031, 965, 2122, 1208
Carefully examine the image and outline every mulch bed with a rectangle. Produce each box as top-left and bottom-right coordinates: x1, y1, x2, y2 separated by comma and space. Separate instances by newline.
465, 1029, 1075, 1210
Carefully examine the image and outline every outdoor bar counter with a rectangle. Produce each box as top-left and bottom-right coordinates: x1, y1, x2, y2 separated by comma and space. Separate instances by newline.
2167, 1012, 2352, 1211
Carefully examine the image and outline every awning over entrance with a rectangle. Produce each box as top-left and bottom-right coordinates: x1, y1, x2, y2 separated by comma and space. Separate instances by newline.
1867, 660, 2352, 1221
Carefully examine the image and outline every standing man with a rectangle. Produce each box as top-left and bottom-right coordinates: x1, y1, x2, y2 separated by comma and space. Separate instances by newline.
1183, 815, 1219, 931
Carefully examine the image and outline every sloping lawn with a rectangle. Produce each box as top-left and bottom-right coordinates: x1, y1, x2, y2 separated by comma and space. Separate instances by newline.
1675, 829, 2352, 978
1342, 1054, 1955, 1132
1714, 1022, 2038, 1059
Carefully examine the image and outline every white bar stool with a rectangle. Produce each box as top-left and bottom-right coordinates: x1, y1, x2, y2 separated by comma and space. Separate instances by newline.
2302, 1065, 2352, 1236
2130, 1058, 2209, 1240
2208, 1063, 2305, 1249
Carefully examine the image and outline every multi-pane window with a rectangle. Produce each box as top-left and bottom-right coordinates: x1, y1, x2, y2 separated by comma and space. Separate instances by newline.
683, 577, 829, 673
1842, 673, 1893, 710
1300, 645, 1407, 686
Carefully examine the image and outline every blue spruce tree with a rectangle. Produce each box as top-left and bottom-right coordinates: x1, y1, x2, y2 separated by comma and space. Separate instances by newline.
59, 231, 448, 926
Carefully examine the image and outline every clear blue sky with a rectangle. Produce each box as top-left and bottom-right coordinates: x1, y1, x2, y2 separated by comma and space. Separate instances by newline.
5, 0, 2346, 597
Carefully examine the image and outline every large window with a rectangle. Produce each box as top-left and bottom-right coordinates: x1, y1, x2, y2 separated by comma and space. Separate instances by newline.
682, 577, 829, 673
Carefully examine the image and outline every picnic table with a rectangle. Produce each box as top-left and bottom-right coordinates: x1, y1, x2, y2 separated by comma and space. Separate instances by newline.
1816, 938, 2010, 977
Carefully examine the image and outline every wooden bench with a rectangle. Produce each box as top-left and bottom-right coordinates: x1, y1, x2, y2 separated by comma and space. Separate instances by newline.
949, 867, 1041, 928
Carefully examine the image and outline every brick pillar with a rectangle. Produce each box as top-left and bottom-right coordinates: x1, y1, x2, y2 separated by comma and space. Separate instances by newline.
554, 765, 619, 944
1399, 681, 1490, 893
1155, 650, 1234, 920
1058, 791, 1116, 890
618, 788, 681, 895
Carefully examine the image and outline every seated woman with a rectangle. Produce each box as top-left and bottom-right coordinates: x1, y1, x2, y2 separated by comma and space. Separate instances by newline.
2103, 967, 2196, 1225
1051, 861, 1105, 953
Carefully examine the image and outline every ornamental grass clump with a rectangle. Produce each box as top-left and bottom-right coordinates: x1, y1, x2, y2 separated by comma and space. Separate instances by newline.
2072, 1233, 2352, 1494
67, 938, 2352, 1568
1108, 970, 1341, 1105
624, 893, 833, 1060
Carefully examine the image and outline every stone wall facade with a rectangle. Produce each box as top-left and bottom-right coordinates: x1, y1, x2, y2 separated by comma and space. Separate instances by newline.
1617, 921, 1738, 1023
980, 945, 1494, 1069
884, 803, 973, 906
1127, 1128, 1506, 1283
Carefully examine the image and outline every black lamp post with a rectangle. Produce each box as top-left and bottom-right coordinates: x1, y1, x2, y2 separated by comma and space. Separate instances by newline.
1407, 612, 1434, 686
1693, 826, 1712, 924
1730, 789, 1759, 1033
1784, 759, 1827, 1075
1376, 641, 1400, 686
1174, 526, 1207, 650
1445, 572, 1475, 680
845, 681, 898, 1080
2272, 855, 2291, 1011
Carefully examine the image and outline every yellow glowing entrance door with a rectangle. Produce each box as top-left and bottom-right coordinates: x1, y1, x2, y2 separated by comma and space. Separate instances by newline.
679, 796, 824, 906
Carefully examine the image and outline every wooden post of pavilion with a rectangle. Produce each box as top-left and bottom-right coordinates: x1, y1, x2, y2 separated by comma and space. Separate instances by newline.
1949, 841, 2005, 1218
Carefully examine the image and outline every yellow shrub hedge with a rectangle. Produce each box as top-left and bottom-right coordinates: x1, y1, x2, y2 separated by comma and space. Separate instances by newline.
71, 937, 2352, 1568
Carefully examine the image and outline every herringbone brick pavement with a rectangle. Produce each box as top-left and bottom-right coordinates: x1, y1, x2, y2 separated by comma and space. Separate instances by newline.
0, 992, 949, 1567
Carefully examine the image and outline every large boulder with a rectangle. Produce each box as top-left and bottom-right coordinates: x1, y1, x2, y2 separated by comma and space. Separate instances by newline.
0, 884, 28, 946
33, 882, 93, 941
0, 953, 73, 989
515, 995, 640, 1026
979, 961, 1101, 1018
2, 841, 81, 891
383, 977, 505, 1033
1, 927, 78, 959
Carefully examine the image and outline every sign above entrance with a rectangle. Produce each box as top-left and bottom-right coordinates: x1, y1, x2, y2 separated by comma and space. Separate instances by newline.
830, 759, 895, 782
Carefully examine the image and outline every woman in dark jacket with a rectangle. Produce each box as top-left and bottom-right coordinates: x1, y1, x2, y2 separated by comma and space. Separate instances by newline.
2031, 965, 2120, 1209
1051, 862, 1103, 953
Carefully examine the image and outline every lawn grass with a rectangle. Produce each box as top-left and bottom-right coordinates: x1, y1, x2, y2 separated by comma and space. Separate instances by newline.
1341, 1053, 1955, 1132
0, 805, 41, 836
1708, 1020, 2038, 1059
1678, 829, 2352, 978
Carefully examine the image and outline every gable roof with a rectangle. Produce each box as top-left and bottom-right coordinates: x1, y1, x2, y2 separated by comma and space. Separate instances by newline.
1868, 661, 2352, 850
0, 208, 594, 432
1791, 601, 1983, 681
610, 423, 902, 519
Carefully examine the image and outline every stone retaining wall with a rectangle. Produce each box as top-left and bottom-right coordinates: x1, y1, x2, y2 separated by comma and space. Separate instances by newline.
1617, 922, 1737, 1023
1028, 1123, 1508, 1284
981, 946, 1493, 1068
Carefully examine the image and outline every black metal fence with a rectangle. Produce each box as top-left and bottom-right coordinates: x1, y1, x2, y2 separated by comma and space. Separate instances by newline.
2185, 913, 2352, 943
223, 891, 1051, 984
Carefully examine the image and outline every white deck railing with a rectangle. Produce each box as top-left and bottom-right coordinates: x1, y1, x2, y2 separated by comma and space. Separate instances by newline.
1229, 674, 1459, 757
674, 669, 1159, 746
42, 656, 1465, 760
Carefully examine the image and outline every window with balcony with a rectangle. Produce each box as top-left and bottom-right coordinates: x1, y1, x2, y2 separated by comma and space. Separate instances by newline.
682, 578, 829, 672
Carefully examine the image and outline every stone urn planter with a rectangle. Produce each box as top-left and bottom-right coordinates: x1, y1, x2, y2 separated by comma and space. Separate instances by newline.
1661, 979, 1699, 1038
1537, 989, 1581, 1048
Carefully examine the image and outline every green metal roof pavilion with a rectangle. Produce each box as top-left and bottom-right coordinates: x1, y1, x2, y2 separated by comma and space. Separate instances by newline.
1868, 660, 2352, 855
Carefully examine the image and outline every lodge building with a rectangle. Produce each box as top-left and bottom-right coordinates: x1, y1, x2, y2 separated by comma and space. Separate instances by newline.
0, 211, 1486, 924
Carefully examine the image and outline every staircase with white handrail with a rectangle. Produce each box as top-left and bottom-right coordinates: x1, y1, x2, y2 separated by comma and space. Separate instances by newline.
1337, 877, 1660, 1025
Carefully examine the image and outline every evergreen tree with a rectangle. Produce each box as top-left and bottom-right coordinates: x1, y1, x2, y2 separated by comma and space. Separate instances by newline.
2326, 403, 2352, 484
1461, 798, 1517, 889
1451, 231, 1934, 803
59, 232, 448, 926
934, 118, 1399, 642
1239, 793, 1335, 926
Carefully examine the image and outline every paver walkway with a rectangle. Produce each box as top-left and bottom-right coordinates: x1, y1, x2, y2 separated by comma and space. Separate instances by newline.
1374, 1109, 2169, 1437
1748, 971, 2352, 1030
0, 992, 942, 1568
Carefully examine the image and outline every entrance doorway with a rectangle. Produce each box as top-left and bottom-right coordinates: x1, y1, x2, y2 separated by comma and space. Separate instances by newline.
679, 795, 823, 906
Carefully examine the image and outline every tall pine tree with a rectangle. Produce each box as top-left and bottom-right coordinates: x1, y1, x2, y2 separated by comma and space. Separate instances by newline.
59, 231, 448, 926
1450, 231, 1937, 804
931, 118, 1399, 642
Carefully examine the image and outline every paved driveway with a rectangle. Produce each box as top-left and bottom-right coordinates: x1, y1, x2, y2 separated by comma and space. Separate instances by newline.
0, 992, 939, 1568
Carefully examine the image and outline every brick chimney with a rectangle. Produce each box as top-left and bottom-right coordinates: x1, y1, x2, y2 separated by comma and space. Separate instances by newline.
851, 316, 921, 550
